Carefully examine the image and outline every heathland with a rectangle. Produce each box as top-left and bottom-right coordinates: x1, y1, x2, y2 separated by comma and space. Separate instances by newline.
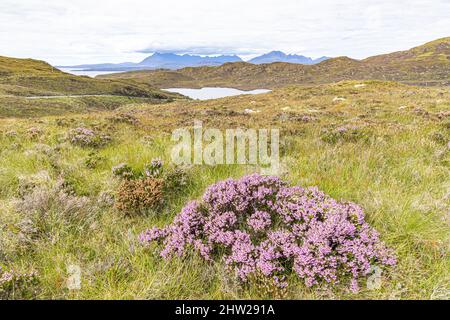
0, 38, 448, 300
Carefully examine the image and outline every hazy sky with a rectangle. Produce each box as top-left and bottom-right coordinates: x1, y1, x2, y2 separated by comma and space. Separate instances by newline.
0, 0, 449, 65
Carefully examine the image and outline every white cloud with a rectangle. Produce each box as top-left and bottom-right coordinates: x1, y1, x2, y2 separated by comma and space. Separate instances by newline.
0, 0, 448, 65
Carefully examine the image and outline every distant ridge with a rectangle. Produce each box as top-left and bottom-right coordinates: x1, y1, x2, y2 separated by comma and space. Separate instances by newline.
99, 37, 450, 89
249, 51, 329, 64
59, 51, 329, 71
139, 53, 242, 69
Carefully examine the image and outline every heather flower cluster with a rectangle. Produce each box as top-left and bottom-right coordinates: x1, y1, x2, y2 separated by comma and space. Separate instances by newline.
68, 127, 111, 147
321, 125, 370, 144
0, 267, 39, 299
144, 158, 164, 178
26, 127, 43, 140
140, 174, 396, 292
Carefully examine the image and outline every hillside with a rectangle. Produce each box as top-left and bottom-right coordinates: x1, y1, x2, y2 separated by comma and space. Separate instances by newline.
0, 56, 183, 117
100, 37, 450, 89
0, 56, 181, 97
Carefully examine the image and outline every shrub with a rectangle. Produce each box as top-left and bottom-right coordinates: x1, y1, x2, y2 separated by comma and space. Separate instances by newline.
144, 158, 164, 178
112, 159, 166, 181
144, 159, 192, 194
26, 127, 43, 140
97, 191, 115, 208
0, 267, 39, 299
15, 177, 95, 240
164, 166, 191, 194
115, 177, 164, 215
108, 113, 139, 125
55, 118, 70, 127
17, 171, 51, 198
112, 163, 134, 180
429, 131, 448, 145
16, 179, 90, 218
112, 160, 190, 203
32, 143, 53, 155
321, 125, 370, 144
274, 112, 317, 123
68, 127, 111, 148
140, 174, 396, 292
85, 152, 105, 169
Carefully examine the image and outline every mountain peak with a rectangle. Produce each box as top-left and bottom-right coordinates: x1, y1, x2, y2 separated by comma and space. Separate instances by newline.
139, 52, 243, 68
61, 51, 331, 72
265, 51, 287, 56
249, 51, 329, 65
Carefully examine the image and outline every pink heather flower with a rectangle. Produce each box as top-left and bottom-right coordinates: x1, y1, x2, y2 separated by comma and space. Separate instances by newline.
247, 211, 271, 231
140, 174, 396, 292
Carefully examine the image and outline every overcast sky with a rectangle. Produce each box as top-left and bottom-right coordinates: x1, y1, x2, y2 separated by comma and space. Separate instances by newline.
0, 0, 449, 65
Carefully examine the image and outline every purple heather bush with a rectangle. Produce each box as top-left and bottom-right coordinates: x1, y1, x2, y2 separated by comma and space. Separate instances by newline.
68, 127, 111, 148
144, 158, 164, 178
140, 174, 396, 292
26, 127, 43, 140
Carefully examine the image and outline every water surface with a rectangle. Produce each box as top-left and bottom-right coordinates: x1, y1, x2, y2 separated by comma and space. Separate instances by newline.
58, 68, 123, 77
162, 87, 271, 100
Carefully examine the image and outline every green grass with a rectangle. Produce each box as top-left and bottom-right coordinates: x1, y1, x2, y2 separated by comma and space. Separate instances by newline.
0, 96, 176, 118
0, 80, 448, 299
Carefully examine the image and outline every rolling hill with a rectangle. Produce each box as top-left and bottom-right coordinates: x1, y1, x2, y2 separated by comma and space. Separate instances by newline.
0, 56, 179, 97
100, 37, 450, 89
0, 56, 183, 117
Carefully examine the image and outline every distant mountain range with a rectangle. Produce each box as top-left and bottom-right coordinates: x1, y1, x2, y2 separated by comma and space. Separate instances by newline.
249, 51, 329, 64
99, 37, 450, 89
59, 52, 330, 71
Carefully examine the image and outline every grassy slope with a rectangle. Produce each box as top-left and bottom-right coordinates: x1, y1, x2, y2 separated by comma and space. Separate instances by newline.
0, 56, 184, 117
0, 80, 448, 299
100, 37, 450, 89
